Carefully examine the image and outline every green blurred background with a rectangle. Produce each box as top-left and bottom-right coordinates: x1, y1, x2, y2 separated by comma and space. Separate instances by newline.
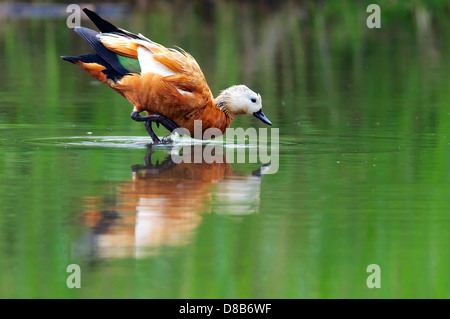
0, 0, 449, 298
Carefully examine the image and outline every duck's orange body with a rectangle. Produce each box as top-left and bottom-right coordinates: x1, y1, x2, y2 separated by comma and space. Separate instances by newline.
117, 73, 232, 135
63, 9, 270, 141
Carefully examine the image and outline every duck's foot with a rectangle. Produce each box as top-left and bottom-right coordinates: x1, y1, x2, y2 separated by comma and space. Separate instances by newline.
143, 120, 162, 143
159, 134, 175, 144
131, 111, 179, 143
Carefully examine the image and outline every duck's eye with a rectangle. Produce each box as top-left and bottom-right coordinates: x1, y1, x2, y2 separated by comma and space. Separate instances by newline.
251, 98, 257, 103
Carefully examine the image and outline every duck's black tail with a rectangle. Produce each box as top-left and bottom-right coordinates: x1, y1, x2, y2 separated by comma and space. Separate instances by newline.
61, 26, 129, 81
61, 53, 125, 82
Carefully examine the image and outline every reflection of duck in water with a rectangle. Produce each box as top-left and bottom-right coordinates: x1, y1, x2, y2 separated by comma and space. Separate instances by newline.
80, 146, 268, 258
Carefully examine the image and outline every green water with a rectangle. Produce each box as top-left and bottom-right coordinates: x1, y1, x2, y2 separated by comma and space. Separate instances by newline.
0, 2, 449, 298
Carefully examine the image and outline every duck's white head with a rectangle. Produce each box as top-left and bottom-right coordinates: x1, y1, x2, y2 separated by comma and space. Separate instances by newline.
215, 85, 272, 125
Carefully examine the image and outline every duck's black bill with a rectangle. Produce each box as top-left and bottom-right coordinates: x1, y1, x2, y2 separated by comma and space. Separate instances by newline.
253, 109, 272, 125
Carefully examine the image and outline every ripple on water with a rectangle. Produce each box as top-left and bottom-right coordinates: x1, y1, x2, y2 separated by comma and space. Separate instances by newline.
26, 135, 256, 149
23, 132, 429, 154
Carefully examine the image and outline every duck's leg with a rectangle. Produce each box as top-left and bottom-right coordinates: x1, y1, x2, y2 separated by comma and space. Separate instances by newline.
143, 121, 162, 143
131, 111, 179, 143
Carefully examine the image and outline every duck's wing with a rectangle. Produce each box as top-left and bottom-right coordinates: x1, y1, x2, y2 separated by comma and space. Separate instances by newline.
83, 8, 152, 43
99, 33, 213, 101
83, 8, 212, 99
63, 8, 215, 122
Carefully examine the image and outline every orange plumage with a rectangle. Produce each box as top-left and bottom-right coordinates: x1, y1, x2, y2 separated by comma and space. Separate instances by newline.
62, 8, 271, 142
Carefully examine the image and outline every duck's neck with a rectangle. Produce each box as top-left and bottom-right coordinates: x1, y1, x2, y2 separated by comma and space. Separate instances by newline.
214, 97, 235, 122
198, 97, 233, 135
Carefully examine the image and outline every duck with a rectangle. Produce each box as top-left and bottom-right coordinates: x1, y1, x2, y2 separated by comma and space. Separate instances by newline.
62, 8, 272, 143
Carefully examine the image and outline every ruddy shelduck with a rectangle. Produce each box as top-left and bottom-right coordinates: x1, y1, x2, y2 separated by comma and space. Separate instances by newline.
62, 8, 272, 143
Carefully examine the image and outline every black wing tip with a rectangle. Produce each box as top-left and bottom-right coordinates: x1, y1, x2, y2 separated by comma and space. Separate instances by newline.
82, 8, 99, 20
73, 26, 98, 37
61, 55, 77, 63
61, 54, 95, 63
82, 7, 120, 34
82, 8, 100, 22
